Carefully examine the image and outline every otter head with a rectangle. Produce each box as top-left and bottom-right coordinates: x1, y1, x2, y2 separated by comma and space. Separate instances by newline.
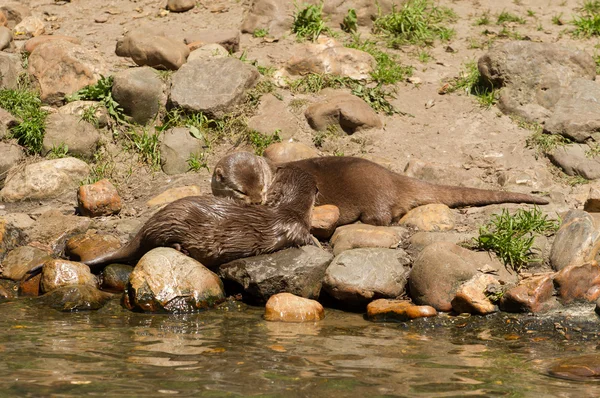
211, 152, 274, 204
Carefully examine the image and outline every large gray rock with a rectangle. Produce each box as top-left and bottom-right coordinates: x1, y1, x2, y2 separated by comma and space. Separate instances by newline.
116, 28, 189, 70
0, 52, 21, 89
123, 247, 225, 313
217, 245, 333, 303
548, 144, 600, 180
305, 91, 382, 134
28, 41, 107, 105
0, 141, 24, 183
37, 285, 114, 312
0, 157, 90, 202
478, 41, 596, 123
111, 66, 164, 125
159, 127, 206, 175
544, 79, 600, 143
170, 57, 260, 118
550, 210, 600, 271
42, 114, 100, 158
322, 248, 411, 308
247, 93, 301, 140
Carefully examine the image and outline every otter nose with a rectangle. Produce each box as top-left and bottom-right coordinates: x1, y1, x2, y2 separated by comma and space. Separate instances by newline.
249, 194, 264, 204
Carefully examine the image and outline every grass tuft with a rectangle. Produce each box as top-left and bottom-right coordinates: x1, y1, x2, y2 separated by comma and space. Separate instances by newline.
573, 0, 600, 37
67, 76, 127, 124
345, 36, 413, 84
187, 152, 209, 172
445, 61, 497, 108
248, 129, 281, 155
292, 3, 332, 41
497, 11, 526, 24
0, 87, 47, 154
341, 8, 358, 33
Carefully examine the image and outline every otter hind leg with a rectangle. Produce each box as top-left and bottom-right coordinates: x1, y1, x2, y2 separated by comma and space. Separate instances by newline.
171, 243, 190, 256
360, 211, 393, 226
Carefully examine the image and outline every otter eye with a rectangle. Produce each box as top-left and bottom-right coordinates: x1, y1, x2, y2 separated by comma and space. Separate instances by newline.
234, 188, 247, 196
315, 187, 319, 194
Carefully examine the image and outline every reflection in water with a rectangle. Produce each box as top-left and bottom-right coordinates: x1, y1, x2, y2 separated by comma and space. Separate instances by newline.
0, 298, 599, 396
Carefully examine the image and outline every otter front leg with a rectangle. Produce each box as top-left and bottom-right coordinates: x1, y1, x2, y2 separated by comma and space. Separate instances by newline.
171, 243, 190, 256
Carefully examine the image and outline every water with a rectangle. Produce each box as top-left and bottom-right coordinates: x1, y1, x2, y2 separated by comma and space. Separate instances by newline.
1, 298, 599, 397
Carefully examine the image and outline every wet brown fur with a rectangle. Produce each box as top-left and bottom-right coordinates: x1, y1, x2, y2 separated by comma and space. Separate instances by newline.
212, 153, 550, 227
84, 166, 317, 272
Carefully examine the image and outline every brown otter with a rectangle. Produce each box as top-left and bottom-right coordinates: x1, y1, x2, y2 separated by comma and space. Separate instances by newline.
211, 151, 273, 204
211, 152, 549, 227
33, 166, 316, 275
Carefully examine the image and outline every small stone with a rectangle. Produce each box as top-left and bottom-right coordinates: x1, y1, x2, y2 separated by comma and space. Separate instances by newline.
160, 127, 207, 175
146, 185, 202, 207
549, 210, 600, 271
111, 66, 165, 125
187, 43, 229, 62
329, 224, 404, 256
167, 0, 195, 12
263, 142, 319, 164
18, 273, 41, 297
548, 144, 600, 180
0, 52, 22, 90
0, 142, 25, 182
0, 217, 25, 262
399, 204, 455, 232
65, 233, 121, 262
548, 354, 600, 381
115, 27, 189, 70
0, 26, 12, 50
366, 299, 437, 322
247, 93, 301, 140
264, 293, 324, 322
311, 205, 340, 239
184, 29, 240, 53
584, 183, 600, 212
77, 179, 122, 217
42, 113, 101, 158
94, 15, 108, 23
24, 35, 80, 53
37, 285, 114, 312
305, 92, 382, 134
0, 108, 17, 139
40, 259, 97, 294
1, 245, 52, 281
499, 273, 557, 313
553, 261, 600, 303
451, 274, 500, 315
12, 16, 44, 39
100, 264, 133, 292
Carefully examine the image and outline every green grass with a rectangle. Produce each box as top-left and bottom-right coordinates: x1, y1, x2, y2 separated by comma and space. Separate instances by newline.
445, 61, 497, 108
341, 8, 358, 33
552, 13, 564, 25
573, 1, 600, 37
0, 87, 47, 154
248, 129, 281, 155
350, 84, 399, 115
374, 0, 457, 46
345, 36, 413, 84
527, 9, 536, 17
417, 50, 432, 63
187, 152, 209, 172
253, 28, 268, 38
126, 129, 161, 170
80, 104, 100, 127
289, 73, 352, 93
292, 3, 332, 41
475, 206, 560, 272
47, 143, 69, 159
525, 130, 570, 156
497, 11, 526, 24
475, 12, 490, 26
67, 75, 127, 124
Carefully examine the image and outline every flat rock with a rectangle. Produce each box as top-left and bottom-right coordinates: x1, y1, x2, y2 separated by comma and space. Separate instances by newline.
499, 273, 557, 313
65, 233, 121, 263
37, 285, 113, 312
305, 92, 381, 134
187, 43, 229, 62
123, 247, 225, 313
42, 113, 101, 158
548, 144, 600, 180
399, 204, 455, 232
478, 41, 596, 123
263, 142, 320, 164
217, 245, 333, 303
247, 93, 301, 140
554, 261, 600, 303
28, 209, 91, 254
311, 205, 340, 239
330, 224, 405, 256
322, 248, 411, 308
116, 27, 189, 70
28, 40, 107, 105
549, 210, 600, 271
77, 179, 122, 217
366, 299, 437, 322
0, 157, 90, 202
24, 35, 80, 53
167, 0, 195, 12
112, 66, 164, 125
170, 57, 259, 118
0, 245, 52, 281
0, 141, 25, 182
146, 185, 202, 207
184, 29, 240, 53
40, 258, 97, 294
264, 292, 324, 322
0, 52, 22, 89
451, 273, 500, 315
100, 263, 133, 292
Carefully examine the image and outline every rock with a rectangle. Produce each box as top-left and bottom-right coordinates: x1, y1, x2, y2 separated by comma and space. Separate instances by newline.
263, 142, 320, 164
0, 108, 17, 139
12, 16, 44, 39
167, 0, 195, 12
283, 38, 375, 81
0, 52, 22, 89
24, 35, 80, 53
170, 57, 259, 118
499, 273, 557, 313
40, 259, 97, 294
28, 209, 91, 254
548, 355, 600, 381
409, 242, 517, 311
409, 231, 475, 253
366, 299, 437, 322
187, 44, 229, 62
160, 127, 207, 175
549, 210, 600, 271
0, 280, 17, 299
111, 67, 164, 125
548, 144, 600, 180
544, 79, 600, 143
0, 218, 25, 261
329, 224, 405, 256
3, 213, 34, 231
322, 248, 411, 308
478, 41, 596, 123
585, 183, 600, 212
217, 245, 333, 303
247, 94, 301, 140
553, 261, 600, 303
100, 263, 133, 292
42, 113, 101, 158
1, 245, 52, 281
0, 26, 12, 50
264, 293, 324, 322
0, 142, 25, 182
305, 92, 381, 133
0, 11, 6, 28
65, 233, 121, 263
116, 28, 189, 70
451, 274, 500, 315
311, 205, 340, 239
77, 179, 122, 217
58, 101, 109, 128
399, 204, 455, 232
0, 157, 90, 202
19, 273, 40, 297
0, 3, 31, 29
37, 285, 113, 312
146, 185, 202, 207
28, 41, 107, 105
184, 29, 240, 53
123, 247, 225, 313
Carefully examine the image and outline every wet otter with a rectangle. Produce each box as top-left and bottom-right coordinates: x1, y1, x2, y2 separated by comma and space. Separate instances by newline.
211, 152, 550, 227
57, 166, 316, 274
211, 151, 273, 204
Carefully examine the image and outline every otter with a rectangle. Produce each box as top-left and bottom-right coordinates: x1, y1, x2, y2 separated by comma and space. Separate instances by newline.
27, 166, 317, 276
211, 152, 549, 227
211, 151, 273, 204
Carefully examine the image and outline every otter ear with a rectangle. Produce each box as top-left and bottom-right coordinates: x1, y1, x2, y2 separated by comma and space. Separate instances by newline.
214, 167, 224, 182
